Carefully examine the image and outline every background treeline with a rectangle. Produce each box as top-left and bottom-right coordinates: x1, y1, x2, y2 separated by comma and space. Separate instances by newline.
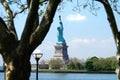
48, 56, 117, 71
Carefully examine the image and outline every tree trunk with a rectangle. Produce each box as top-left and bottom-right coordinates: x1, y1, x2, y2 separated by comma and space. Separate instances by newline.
3, 50, 31, 80
5, 60, 31, 80
0, 0, 61, 80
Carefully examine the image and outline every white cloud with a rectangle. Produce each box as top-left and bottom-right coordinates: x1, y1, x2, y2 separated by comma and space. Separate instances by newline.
70, 38, 96, 44
66, 14, 86, 22
68, 37, 116, 59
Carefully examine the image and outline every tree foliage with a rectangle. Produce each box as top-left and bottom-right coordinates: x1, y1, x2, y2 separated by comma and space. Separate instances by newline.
49, 58, 64, 69
67, 58, 84, 70
85, 56, 117, 71
67, 0, 120, 15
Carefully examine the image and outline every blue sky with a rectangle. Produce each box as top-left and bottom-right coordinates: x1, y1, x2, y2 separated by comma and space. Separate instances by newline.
0, 1, 120, 65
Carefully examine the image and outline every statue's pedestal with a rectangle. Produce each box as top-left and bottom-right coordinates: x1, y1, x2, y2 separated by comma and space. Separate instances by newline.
54, 43, 69, 65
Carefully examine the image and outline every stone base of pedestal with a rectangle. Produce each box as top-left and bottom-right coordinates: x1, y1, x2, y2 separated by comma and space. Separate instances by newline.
54, 43, 69, 65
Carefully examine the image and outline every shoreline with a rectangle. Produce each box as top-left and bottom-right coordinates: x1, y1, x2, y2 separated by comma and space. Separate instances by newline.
31, 69, 115, 74
0, 69, 115, 74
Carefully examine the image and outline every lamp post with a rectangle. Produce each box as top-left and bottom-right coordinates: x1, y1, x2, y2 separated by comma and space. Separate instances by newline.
33, 49, 43, 80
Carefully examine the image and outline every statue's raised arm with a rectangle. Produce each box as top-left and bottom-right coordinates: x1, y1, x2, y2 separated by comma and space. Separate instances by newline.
59, 15, 62, 23
57, 16, 66, 44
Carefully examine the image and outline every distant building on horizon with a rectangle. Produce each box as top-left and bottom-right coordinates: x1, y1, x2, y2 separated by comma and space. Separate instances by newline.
31, 62, 49, 71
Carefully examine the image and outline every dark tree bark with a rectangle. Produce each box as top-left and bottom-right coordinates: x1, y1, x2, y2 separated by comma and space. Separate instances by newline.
96, 0, 120, 79
0, 0, 61, 80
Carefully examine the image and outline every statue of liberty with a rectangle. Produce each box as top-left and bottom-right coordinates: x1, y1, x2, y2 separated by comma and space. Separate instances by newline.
57, 16, 66, 44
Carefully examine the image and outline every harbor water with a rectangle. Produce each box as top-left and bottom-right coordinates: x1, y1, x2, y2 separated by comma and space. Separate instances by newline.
0, 72, 117, 80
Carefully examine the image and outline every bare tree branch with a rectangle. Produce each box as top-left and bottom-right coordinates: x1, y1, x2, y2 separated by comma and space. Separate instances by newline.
27, 0, 48, 8
27, 0, 31, 8
0, 0, 18, 39
39, 0, 48, 4
0, 17, 9, 53
0, 18, 9, 45
29, 0, 61, 51
13, 6, 28, 18
19, 0, 39, 54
